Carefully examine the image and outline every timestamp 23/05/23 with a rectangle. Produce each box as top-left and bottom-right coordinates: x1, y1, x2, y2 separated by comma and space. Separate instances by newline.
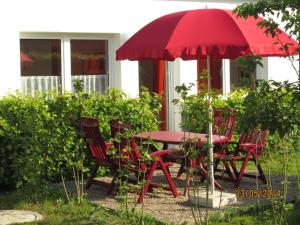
235, 188, 281, 198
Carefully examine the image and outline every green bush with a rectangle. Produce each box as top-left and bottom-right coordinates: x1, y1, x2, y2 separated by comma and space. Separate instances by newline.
0, 89, 161, 190
176, 81, 300, 154
239, 80, 300, 136
177, 88, 247, 133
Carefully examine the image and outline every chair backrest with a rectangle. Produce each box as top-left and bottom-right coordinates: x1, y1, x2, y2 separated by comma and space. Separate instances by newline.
109, 120, 140, 165
256, 129, 269, 156
238, 128, 257, 145
238, 128, 269, 156
213, 108, 236, 140
80, 117, 108, 160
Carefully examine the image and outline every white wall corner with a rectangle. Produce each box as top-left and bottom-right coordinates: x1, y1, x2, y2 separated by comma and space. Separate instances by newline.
267, 56, 299, 83
120, 60, 139, 97
109, 34, 121, 90
0, 30, 21, 96
62, 38, 72, 92
256, 57, 268, 81
179, 60, 198, 94
118, 33, 139, 97
166, 59, 182, 131
222, 59, 230, 94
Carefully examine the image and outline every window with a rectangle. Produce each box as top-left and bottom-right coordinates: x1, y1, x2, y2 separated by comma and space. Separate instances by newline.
230, 60, 255, 89
20, 39, 62, 95
20, 36, 110, 95
71, 40, 108, 94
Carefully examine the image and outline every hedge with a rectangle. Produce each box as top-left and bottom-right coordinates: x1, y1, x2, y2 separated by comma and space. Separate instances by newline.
0, 89, 161, 190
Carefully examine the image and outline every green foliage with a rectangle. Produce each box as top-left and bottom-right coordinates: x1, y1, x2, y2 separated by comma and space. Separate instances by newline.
234, 0, 300, 42
239, 80, 300, 137
0, 88, 161, 190
235, 54, 263, 90
175, 81, 300, 155
174, 85, 247, 133
209, 204, 300, 225
234, 0, 300, 79
0, 186, 166, 225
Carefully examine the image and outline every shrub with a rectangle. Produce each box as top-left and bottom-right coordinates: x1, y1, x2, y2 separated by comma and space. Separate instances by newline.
176, 82, 300, 153
0, 88, 161, 190
176, 88, 247, 133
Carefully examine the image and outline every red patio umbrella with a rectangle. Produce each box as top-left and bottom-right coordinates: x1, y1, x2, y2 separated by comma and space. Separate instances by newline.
116, 8, 298, 195
117, 9, 298, 60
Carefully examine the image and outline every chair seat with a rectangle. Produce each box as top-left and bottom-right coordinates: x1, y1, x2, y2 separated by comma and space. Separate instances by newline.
110, 119, 179, 203
162, 148, 186, 163
214, 129, 269, 188
221, 155, 243, 161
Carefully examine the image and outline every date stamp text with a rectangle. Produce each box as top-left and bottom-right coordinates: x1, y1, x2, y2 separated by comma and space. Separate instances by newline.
235, 188, 281, 198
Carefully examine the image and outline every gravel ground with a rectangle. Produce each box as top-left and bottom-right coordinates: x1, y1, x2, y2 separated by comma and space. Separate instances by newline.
64, 164, 298, 225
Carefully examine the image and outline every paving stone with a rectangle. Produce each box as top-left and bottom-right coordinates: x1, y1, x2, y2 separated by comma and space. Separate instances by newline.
0, 210, 43, 225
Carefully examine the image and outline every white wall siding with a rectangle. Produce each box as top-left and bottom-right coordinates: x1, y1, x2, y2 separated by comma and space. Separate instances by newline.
0, 0, 296, 126
268, 57, 299, 83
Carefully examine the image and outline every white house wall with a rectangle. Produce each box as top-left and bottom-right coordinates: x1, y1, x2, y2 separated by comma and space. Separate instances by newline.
268, 57, 299, 83
0, 0, 297, 131
0, 0, 240, 96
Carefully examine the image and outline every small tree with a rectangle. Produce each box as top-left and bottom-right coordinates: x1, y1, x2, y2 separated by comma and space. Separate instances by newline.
234, 2, 300, 225
234, 0, 300, 81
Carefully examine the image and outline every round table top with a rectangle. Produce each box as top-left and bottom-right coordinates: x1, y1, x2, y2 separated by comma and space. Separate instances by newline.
135, 131, 226, 145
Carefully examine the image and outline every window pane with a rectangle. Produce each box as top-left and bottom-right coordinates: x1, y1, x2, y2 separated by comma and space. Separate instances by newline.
20, 39, 61, 76
71, 40, 108, 75
71, 40, 108, 94
20, 39, 62, 95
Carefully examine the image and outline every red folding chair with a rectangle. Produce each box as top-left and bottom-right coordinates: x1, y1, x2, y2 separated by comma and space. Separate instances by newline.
110, 120, 179, 203
213, 108, 236, 140
216, 128, 269, 188
176, 108, 237, 179
80, 117, 118, 194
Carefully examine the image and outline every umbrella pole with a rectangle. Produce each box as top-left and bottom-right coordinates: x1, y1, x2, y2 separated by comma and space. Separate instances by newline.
207, 55, 215, 194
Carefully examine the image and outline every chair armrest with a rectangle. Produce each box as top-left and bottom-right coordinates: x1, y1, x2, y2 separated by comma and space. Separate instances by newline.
149, 150, 172, 158
226, 140, 239, 145
240, 143, 258, 149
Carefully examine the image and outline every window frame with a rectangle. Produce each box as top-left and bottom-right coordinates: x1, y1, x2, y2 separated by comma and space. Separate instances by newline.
19, 32, 116, 93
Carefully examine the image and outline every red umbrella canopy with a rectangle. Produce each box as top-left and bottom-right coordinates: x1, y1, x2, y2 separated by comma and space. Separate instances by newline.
116, 9, 298, 61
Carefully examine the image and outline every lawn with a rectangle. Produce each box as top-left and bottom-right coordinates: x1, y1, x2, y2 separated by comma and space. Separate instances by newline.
1, 151, 300, 225
0, 186, 166, 225
1, 186, 300, 225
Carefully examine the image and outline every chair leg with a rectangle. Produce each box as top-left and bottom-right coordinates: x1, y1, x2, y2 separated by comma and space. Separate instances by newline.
184, 166, 193, 197
199, 162, 223, 191
234, 156, 250, 188
184, 159, 196, 197
256, 163, 267, 184
159, 158, 179, 198
107, 172, 118, 195
223, 161, 234, 178
86, 161, 100, 189
176, 161, 185, 179
230, 161, 239, 178
137, 161, 158, 203
214, 158, 220, 171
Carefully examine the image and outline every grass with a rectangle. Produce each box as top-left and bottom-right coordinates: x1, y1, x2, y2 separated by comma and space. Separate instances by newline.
209, 203, 300, 225
261, 151, 300, 177
1, 147, 299, 225
2, 188, 300, 225
229, 147, 300, 177
0, 185, 167, 225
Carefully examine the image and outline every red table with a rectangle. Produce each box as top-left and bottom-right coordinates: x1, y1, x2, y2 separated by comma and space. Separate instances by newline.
135, 131, 228, 196
135, 131, 227, 148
